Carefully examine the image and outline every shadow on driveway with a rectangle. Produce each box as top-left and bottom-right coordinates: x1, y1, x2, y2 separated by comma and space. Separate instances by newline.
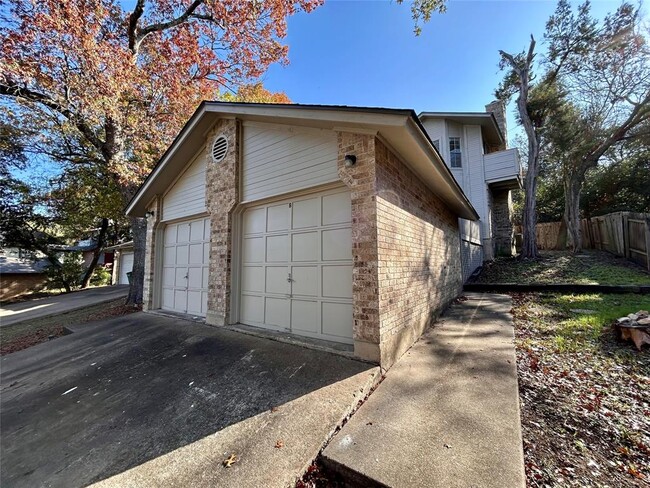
0, 312, 374, 488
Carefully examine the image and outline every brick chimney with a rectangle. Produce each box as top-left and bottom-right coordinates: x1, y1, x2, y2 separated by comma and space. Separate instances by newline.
485, 100, 507, 148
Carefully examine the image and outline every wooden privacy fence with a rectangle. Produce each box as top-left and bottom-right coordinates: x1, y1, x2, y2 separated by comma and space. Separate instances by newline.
516, 212, 650, 270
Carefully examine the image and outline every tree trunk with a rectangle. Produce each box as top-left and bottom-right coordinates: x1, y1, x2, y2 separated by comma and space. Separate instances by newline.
126, 216, 147, 305
521, 149, 540, 259
563, 174, 583, 253
80, 217, 109, 288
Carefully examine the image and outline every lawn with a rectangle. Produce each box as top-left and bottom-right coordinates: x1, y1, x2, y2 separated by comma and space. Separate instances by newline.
512, 292, 650, 486
0, 299, 140, 355
475, 250, 650, 286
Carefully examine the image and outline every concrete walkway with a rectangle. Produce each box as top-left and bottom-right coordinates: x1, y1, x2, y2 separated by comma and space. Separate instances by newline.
0, 285, 128, 327
322, 292, 525, 487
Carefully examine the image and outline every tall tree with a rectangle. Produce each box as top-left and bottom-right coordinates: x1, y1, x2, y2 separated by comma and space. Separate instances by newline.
547, 2, 650, 251
1, 0, 321, 304
496, 0, 597, 258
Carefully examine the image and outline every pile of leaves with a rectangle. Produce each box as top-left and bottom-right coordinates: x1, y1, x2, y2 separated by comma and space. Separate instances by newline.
512, 293, 650, 486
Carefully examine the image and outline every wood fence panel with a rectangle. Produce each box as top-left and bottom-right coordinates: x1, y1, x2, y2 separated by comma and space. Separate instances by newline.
532, 212, 649, 270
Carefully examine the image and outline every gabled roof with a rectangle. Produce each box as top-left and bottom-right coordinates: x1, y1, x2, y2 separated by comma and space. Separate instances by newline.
418, 111, 504, 146
126, 102, 479, 221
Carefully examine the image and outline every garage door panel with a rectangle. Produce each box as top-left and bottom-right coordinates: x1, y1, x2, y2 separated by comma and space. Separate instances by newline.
265, 297, 289, 327
292, 197, 319, 229
241, 295, 264, 323
322, 228, 352, 261
323, 192, 351, 225
174, 290, 186, 310
243, 208, 266, 235
242, 266, 264, 293
175, 268, 187, 287
164, 226, 177, 244
266, 235, 288, 262
202, 267, 209, 289
176, 245, 189, 265
243, 237, 264, 263
190, 219, 204, 242
177, 223, 190, 243
292, 232, 318, 262
322, 302, 353, 339
267, 204, 289, 232
164, 246, 176, 265
187, 290, 202, 315
187, 267, 203, 288
189, 243, 203, 264
292, 266, 317, 297
291, 300, 318, 333
162, 267, 175, 287
322, 265, 353, 299
266, 266, 289, 294
162, 288, 174, 309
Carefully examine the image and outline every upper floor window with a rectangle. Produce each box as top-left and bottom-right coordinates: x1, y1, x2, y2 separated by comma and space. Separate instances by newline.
449, 137, 462, 168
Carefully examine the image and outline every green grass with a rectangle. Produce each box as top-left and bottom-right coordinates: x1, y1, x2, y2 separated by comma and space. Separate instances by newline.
515, 293, 650, 355
477, 251, 650, 286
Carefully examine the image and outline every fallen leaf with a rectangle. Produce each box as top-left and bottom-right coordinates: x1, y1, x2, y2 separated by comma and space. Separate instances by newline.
223, 454, 237, 468
275, 440, 284, 448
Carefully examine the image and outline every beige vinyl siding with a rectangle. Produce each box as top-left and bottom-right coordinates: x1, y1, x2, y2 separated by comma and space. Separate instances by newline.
162, 151, 207, 221
242, 122, 338, 202
484, 148, 519, 182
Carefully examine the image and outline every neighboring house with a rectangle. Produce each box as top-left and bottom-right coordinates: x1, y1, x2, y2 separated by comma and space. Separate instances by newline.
126, 102, 478, 368
53, 239, 114, 269
419, 101, 522, 280
104, 241, 134, 285
0, 248, 49, 301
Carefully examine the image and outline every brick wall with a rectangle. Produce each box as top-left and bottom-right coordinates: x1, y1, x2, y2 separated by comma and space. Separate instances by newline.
337, 132, 381, 362
374, 140, 463, 368
492, 189, 515, 256
205, 119, 240, 326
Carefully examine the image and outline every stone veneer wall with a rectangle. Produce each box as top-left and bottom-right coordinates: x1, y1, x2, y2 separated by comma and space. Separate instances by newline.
205, 118, 240, 326
336, 132, 381, 363
492, 189, 515, 257
374, 139, 463, 367
142, 196, 161, 311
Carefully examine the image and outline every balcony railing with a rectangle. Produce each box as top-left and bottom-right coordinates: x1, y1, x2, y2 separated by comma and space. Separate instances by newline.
484, 148, 522, 186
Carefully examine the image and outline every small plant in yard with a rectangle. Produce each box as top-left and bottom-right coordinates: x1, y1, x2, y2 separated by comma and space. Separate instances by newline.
512, 292, 650, 487
45, 251, 85, 292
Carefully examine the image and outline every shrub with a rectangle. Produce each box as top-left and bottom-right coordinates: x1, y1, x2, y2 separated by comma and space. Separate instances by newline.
45, 252, 84, 291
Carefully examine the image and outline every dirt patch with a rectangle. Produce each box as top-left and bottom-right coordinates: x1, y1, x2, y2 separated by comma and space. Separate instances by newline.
512, 293, 650, 487
475, 250, 650, 286
0, 299, 140, 355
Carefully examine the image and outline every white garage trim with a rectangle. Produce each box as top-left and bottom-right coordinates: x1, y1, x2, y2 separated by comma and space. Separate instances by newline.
236, 186, 353, 344
160, 216, 211, 317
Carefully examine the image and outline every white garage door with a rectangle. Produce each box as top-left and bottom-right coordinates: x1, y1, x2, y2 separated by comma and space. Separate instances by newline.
118, 252, 134, 285
240, 188, 353, 344
162, 217, 210, 316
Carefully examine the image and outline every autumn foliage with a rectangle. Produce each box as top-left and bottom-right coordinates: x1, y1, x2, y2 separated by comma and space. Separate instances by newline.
1, 0, 320, 303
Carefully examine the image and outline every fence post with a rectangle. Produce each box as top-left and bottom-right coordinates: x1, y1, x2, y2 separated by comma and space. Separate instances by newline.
645, 216, 650, 272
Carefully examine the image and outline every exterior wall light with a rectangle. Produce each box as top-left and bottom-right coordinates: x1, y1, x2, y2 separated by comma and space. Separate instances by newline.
145, 210, 155, 218
344, 154, 357, 167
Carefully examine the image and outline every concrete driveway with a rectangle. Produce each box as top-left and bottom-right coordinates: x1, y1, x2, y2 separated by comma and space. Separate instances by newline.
0, 313, 378, 488
0, 285, 129, 327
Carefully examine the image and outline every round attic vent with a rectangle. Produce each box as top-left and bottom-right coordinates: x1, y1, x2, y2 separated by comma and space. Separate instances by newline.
211, 135, 228, 163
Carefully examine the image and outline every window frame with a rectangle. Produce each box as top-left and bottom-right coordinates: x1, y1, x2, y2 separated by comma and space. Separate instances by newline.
449, 136, 462, 168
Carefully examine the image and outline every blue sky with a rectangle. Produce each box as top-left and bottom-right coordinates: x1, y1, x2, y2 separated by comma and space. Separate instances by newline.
261, 0, 623, 129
